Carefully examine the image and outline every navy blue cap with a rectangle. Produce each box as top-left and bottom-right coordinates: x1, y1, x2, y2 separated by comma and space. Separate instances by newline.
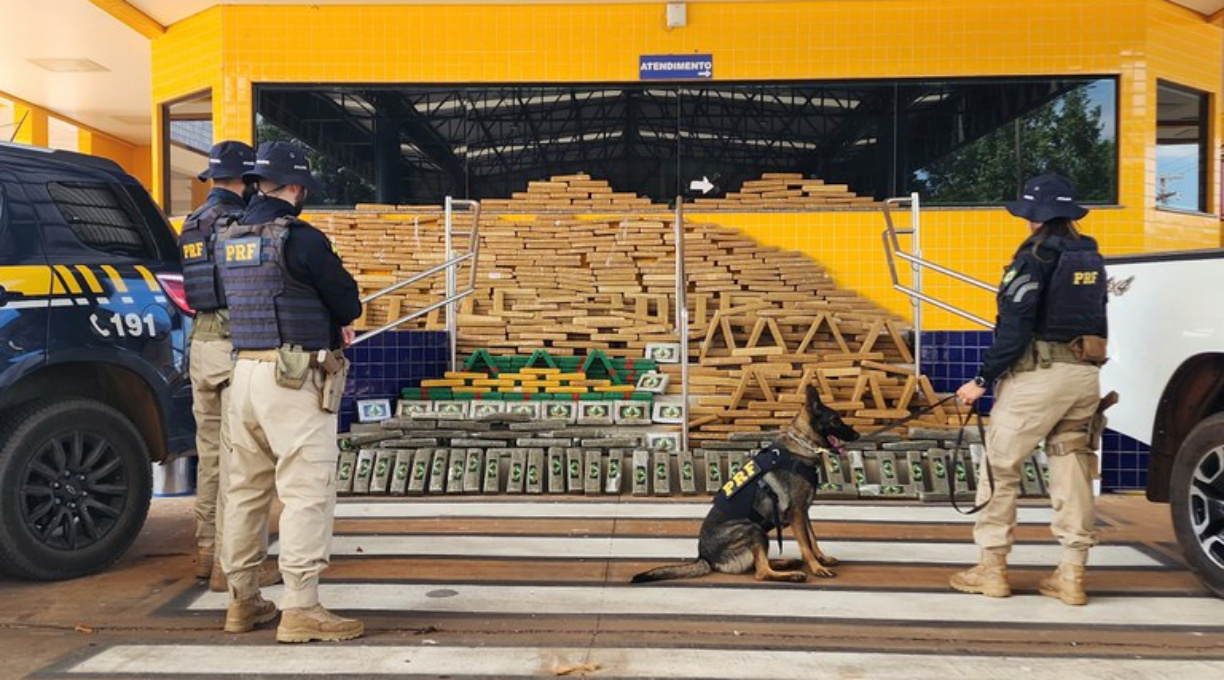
197, 141, 255, 181
1005, 173, 1089, 223
243, 141, 324, 195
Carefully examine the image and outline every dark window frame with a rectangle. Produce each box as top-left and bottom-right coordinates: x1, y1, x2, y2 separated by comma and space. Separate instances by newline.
1155, 80, 1210, 215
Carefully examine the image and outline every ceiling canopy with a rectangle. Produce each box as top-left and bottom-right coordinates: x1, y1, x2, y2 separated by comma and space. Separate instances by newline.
2, 0, 1221, 147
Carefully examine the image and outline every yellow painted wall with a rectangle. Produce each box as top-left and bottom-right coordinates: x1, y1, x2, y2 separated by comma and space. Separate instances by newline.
148, 0, 1223, 329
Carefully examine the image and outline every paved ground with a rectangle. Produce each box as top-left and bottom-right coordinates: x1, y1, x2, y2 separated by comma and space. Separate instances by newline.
1, 493, 1222, 679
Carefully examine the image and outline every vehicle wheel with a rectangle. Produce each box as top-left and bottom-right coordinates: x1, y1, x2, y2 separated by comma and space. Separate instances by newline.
0, 398, 152, 580
1170, 413, 1224, 598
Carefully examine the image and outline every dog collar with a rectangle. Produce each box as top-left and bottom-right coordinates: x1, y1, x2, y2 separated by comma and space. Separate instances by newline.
776, 431, 835, 459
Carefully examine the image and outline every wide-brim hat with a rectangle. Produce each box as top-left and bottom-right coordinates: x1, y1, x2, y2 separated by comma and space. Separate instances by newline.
243, 141, 325, 196
197, 140, 255, 181
1005, 173, 1089, 223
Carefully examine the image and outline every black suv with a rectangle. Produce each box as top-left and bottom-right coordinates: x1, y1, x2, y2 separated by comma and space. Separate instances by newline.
0, 143, 194, 580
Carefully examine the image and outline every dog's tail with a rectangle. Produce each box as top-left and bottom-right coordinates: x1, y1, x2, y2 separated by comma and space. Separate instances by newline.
630, 559, 712, 584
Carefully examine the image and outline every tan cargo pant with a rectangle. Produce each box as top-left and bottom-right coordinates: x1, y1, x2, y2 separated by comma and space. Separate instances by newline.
222, 356, 339, 609
974, 361, 1100, 565
189, 316, 233, 554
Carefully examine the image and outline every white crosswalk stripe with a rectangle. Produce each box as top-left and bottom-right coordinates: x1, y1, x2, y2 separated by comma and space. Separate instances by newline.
333, 500, 1057, 523
185, 582, 1224, 628
301, 534, 1165, 567
64, 645, 1224, 678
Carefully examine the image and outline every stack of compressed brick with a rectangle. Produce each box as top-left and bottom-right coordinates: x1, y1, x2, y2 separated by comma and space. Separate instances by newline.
691, 172, 879, 210
336, 414, 1048, 501
311, 173, 949, 445
400, 349, 656, 402
478, 174, 654, 212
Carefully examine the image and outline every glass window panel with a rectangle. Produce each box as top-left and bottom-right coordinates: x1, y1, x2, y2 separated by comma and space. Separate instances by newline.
47, 182, 155, 259
162, 91, 213, 216
1156, 81, 1208, 213
908, 79, 1117, 206
252, 78, 1118, 209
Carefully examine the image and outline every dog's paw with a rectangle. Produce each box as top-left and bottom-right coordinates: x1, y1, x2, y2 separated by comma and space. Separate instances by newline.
809, 565, 837, 578
816, 554, 839, 567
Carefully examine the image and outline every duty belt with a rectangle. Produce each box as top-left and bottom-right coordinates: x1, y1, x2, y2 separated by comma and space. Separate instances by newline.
236, 349, 278, 362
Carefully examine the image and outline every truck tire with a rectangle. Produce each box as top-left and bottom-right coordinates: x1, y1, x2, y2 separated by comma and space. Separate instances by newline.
0, 398, 153, 580
1170, 412, 1224, 598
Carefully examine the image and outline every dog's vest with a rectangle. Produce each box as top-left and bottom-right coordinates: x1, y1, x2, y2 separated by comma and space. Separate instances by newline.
713, 445, 825, 550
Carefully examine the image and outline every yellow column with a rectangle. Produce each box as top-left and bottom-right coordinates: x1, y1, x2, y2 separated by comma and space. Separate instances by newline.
12, 103, 49, 147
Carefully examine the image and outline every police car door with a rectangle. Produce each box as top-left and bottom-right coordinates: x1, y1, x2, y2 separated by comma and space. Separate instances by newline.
38, 179, 179, 375
0, 168, 52, 388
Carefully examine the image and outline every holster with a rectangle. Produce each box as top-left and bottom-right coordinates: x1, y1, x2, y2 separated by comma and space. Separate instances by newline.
314, 349, 350, 413
1046, 391, 1118, 458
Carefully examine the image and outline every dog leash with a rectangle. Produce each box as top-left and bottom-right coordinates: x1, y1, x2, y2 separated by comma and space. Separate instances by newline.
855, 394, 959, 440
946, 401, 994, 515
850, 392, 993, 515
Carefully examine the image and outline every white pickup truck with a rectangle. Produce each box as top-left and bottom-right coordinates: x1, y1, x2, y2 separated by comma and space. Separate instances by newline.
1101, 249, 1224, 597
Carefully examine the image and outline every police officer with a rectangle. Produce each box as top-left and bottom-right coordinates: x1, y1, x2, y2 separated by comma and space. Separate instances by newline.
950, 173, 1108, 606
182, 141, 284, 592
217, 141, 364, 642
184, 144, 285, 594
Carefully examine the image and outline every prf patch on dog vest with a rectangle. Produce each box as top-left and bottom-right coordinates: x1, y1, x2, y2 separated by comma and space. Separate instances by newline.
720, 459, 761, 499
221, 237, 262, 267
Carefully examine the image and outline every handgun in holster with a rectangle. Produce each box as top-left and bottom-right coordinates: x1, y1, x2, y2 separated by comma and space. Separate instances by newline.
1046, 391, 1119, 456
1088, 390, 1119, 450
314, 349, 350, 413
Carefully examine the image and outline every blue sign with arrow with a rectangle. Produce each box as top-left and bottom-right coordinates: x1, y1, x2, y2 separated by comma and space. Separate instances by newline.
639, 54, 713, 81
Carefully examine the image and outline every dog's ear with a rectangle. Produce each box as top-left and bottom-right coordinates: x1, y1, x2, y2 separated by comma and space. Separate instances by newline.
805, 384, 822, 409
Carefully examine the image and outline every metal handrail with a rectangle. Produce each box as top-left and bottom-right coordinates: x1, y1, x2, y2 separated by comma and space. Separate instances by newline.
351, 197, 482, 373
881, 195, 996, 335
674, 199, 689, 453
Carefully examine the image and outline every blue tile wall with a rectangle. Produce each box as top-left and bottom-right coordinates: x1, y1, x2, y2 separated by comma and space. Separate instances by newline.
339, 330, 450, 431
919, 330, 1148, 491
1100, 430, 1149, 490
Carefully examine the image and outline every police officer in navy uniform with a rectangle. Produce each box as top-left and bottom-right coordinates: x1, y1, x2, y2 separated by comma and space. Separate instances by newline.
181, 141, 281, 592
217, 141, 364, 642
950, 173, 1109, 606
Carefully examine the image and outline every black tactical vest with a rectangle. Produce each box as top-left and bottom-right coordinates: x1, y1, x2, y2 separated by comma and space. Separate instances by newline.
713, 445, 824, 548
1036, 238, 1108, 342
179, 204, 236, 312
216, 217, 332, 351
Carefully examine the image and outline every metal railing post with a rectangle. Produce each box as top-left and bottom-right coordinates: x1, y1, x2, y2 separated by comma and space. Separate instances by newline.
350, 197, 482, 351
674, 199, 689, 453
909, 192, 922, 376
881, 197, 996, 331
445, 197, 458, 372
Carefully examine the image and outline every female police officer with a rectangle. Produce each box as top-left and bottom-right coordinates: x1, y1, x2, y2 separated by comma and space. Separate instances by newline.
217, 141, 364, 641
950, 173, 1109, 606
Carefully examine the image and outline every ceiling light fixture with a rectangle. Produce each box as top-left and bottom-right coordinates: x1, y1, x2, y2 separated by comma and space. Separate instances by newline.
28, 58, 110, 73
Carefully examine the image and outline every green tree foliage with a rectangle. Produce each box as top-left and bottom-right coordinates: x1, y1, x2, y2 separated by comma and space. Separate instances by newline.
913, 85, 1116, 205
256, 121, 375, 206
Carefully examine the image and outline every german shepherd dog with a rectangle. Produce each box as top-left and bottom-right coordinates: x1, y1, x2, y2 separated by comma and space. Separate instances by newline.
632, 385, 860, 583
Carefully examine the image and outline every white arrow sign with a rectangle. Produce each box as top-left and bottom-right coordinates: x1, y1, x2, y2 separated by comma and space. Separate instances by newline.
689, 176, 715, 194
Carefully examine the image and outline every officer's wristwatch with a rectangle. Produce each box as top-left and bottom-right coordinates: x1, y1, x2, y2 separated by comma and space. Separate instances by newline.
972, 375, 988, 388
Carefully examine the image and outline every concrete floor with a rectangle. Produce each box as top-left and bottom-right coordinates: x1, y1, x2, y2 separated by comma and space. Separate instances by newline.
1, 493, 1222, 679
